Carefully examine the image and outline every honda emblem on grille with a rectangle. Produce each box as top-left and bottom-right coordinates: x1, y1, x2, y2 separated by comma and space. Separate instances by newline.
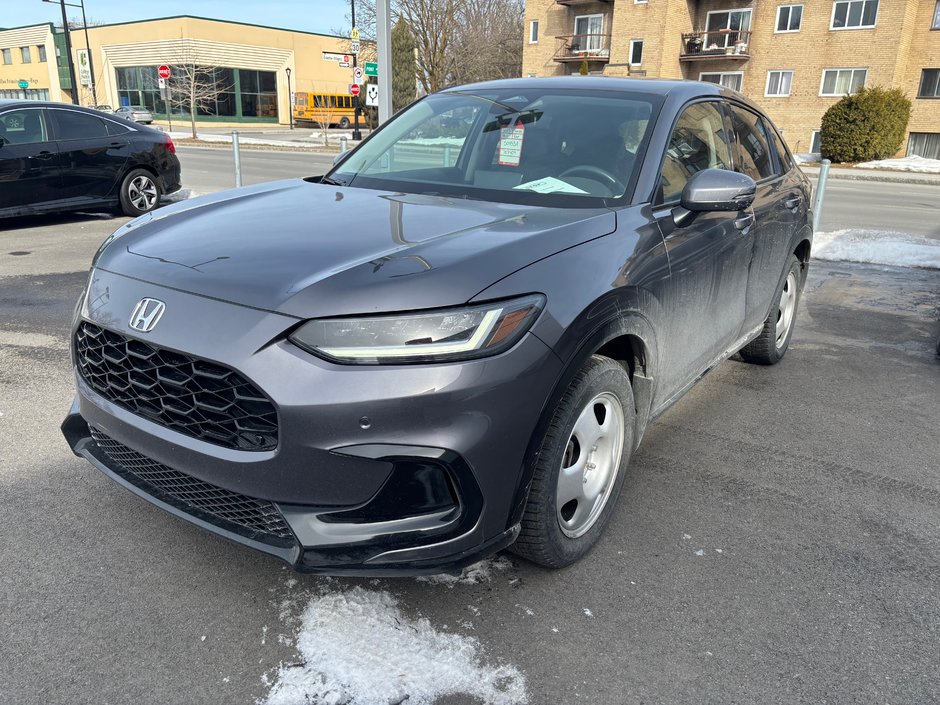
129, 298, 166, 333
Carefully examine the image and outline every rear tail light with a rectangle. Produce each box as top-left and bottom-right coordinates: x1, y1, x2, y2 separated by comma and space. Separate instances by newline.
163, 134, 176, 154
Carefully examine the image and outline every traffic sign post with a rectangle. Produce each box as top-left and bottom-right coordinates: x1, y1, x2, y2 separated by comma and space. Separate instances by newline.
350, 40, 361, 55
349, 7, 362, 139
18, 79, 28, 99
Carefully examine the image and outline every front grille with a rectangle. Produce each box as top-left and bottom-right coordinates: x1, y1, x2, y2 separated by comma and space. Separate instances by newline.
89, 426, 295, 543
75, 322, 277, 451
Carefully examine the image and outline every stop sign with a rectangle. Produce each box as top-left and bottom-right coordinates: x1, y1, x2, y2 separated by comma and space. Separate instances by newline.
158, 65, 171, 79
350, 83, 361, 97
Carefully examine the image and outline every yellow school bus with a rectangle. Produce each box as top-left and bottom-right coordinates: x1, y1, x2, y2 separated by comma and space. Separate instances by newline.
293, 92, 356, 128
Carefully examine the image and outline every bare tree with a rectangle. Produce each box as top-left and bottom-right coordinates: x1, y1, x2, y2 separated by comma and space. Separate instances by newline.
312, 92, 338, 145
166, 41, 233, 139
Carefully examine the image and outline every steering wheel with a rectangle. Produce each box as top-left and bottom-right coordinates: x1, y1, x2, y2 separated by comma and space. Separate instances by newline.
558, 164, 621, 191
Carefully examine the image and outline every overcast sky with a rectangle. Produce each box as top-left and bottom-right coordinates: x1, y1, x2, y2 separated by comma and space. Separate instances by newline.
4, 0, 352, 36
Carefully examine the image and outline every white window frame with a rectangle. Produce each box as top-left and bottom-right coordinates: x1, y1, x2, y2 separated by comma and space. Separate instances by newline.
529, 19, 539, 44
933, 0, 940, 29
830, 0, 879, 31
629, 39, 644, 66
573, 14, 604, 53
20, 46, 31, 64
819, 67, 867, 96
1, 48, 11, 65
634, 0, 648, 4
775, 5, 804, 33
699, 71, 744, 92
765, 70, 794, 97
810, 130, 821, 154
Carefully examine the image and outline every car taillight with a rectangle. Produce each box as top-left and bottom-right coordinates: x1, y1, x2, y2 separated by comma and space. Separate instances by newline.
163, 135, 176, 154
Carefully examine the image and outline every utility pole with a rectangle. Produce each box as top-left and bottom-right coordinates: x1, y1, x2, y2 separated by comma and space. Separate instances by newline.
56, 0, 79, 104
350, 0, 362, 140
78, 0, 97, 105
376, 0, 392, 124
285, 67, 293, 129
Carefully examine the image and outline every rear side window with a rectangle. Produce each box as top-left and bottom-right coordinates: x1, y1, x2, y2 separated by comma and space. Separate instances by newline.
53, 110, 109, 141
656, 101, 733, 206
728, 106, 775, 180
0, 109, 48, 145
768, 124, 794, 173
105, 120, 131, 136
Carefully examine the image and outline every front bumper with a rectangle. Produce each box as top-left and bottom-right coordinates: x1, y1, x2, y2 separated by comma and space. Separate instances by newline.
63, 269, 562, 574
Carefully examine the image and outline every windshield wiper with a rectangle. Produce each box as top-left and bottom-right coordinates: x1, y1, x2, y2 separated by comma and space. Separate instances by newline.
319, 175, 347, 187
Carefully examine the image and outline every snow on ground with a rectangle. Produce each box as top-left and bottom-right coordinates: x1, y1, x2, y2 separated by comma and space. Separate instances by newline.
814, 230, 940, 269
162, 188, 200, 203
164, 131, 341, 150
415, 555, 513, 587
261, 586, 527, 705
854, 156, 940, 174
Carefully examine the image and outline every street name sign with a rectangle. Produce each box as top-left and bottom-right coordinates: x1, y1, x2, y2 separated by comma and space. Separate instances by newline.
365, 61, 378, 77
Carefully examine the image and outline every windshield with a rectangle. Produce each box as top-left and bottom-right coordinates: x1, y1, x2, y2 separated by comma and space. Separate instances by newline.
328, 88, 662, 207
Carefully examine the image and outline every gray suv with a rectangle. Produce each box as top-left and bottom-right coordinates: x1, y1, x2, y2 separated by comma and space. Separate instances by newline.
63, 77, 812, 574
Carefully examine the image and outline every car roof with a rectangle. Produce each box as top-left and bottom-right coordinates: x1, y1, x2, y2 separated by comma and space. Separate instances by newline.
0, 100, 160, 133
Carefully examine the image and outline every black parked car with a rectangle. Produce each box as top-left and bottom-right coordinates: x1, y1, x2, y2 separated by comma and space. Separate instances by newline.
63, 78, 812, 574
0, 100, 180, 219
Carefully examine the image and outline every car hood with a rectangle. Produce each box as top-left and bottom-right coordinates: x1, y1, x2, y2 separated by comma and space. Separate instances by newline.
96, 179, 616, 318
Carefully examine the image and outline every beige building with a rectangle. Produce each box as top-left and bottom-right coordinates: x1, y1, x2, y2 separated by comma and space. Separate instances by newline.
522, 0, 940, 157
2, 15, 357, 126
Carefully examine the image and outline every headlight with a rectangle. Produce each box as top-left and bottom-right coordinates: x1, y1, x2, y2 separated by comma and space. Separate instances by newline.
289, 295, 545, 365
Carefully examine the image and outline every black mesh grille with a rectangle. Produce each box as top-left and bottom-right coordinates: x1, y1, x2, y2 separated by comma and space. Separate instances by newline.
75, 322, 277, 451
89, 426, 295, 543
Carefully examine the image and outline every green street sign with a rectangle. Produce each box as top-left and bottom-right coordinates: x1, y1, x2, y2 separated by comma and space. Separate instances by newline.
18, 80, 29, 89
364, 62, 378, 77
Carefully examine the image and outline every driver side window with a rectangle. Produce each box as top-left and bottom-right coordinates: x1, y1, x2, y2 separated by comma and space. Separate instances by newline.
655, 101, 732, 206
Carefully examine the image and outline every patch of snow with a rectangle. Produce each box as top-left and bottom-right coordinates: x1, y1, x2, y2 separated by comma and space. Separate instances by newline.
682, 534, 692, 540
715, 549, 723, 554
854, 156, 940, 174
201, 635, 206, 642
163, 188, 200, 204
261, 586, 527, 705
582, 608, 594, 618
164, 130, 330, 150
695, 549, 705, 556
551, 627, 559, 633
814, 230, 940, 269
794, 153, 821, 164
415, 555, 513, 587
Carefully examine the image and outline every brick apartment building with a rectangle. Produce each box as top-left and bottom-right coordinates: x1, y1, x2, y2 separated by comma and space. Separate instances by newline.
522, 0, 940, 158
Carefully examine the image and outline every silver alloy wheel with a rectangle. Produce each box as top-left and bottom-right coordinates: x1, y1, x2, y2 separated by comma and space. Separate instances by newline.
556, 391, 626, 538
128, 175, 158, 212
775, 270, 798, 349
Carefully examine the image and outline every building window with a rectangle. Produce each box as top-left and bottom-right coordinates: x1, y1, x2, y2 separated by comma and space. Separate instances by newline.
776, 5, 803, 32
20, 47, 31, 64
766, 70, 794, 96
529, 20, 539, 44
934, 0, 940, 29
831, 0, 878, 30
37, 45, 47, 62
629, 39, 643, 66
810, 130, 821, 154
919, 69, 940, 98
705, 9, 752, 48
908, 132, 940, 159
700, 72, 744, 92
820, 68, 867, 95
635, 0, 648, 3
1, 49, 11, 65
573, 14, 605, 53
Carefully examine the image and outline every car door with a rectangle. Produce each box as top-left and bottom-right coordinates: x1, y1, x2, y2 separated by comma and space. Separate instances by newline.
651, 99, 753, 401
0, 107, 64, 213
51, 108, 130, 204
725, 103, 797, 332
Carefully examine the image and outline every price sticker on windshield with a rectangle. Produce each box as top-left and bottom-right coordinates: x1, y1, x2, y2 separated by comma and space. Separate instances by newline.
498, 121, 525, 166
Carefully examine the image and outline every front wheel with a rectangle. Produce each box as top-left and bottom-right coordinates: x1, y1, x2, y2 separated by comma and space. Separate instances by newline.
739, 254, 803, 365
119, 168, 161, 217
511, 355, 635, 568
338, 117, 351, 129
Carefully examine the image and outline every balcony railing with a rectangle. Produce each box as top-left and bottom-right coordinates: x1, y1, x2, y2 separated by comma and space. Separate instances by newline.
680, 29, 752, 61
553, 34, 612, 63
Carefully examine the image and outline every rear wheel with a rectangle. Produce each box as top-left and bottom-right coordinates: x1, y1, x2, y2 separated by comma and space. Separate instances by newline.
511, 355, 634, 568
740, 255, 803, 365
119, 168, 161, 217
338, 117, 351, 129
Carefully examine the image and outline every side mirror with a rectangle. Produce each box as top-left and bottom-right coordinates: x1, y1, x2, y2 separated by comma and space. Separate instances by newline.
332, 149, 349, 166
672, 168, 756, 227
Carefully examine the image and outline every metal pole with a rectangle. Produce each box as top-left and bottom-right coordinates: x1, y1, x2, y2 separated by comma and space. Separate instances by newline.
340, 135, 348, 153
79, 0, 97, 105
285, 67, 293, 130
376, 0, 392, 125
232, 130, 243, 188
812, 158, 831, 233
58, 0, 80, 104
350, 0, 362, 140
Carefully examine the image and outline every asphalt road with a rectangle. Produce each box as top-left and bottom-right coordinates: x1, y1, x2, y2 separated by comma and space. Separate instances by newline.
174, 146, 940, 239
1, 204, 939, 704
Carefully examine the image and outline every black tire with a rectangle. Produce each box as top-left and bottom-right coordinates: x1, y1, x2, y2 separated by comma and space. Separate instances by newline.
511, 355, 635, 569
119, 168, 161, 217
740, 254, 803, 365
338, 117, 351, 129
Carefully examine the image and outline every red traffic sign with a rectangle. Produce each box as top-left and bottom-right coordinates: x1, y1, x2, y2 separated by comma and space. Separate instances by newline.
350, 83, 361, 96
158, 65, 171, 79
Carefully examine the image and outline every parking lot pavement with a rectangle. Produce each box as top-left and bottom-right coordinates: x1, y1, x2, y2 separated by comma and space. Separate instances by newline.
2, 215, 940, 705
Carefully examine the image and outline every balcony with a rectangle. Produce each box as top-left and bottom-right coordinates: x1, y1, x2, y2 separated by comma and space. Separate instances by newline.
680, 29, 752, 61
553, 34, 612, 63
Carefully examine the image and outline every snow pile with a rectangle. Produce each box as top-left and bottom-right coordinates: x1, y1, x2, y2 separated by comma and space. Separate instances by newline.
415, 555, 513, 587
162, 188, 200, 203
854, 156, 940, 174
262, 586, 527, 705
793, 153, 821, 165
814, 229, 940, 269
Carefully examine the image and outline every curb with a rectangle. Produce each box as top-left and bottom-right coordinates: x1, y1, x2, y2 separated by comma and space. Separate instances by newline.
799, 168, 940, 186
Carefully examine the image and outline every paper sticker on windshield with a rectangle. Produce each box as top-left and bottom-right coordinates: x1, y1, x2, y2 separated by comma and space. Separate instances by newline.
514, 177, 588, 195
498, 121, 525, 166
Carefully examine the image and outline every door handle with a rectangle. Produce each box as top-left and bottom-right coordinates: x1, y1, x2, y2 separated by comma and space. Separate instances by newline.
784, 196, 802, 210
35, 151, 55, 160
734, 212, 754, 233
